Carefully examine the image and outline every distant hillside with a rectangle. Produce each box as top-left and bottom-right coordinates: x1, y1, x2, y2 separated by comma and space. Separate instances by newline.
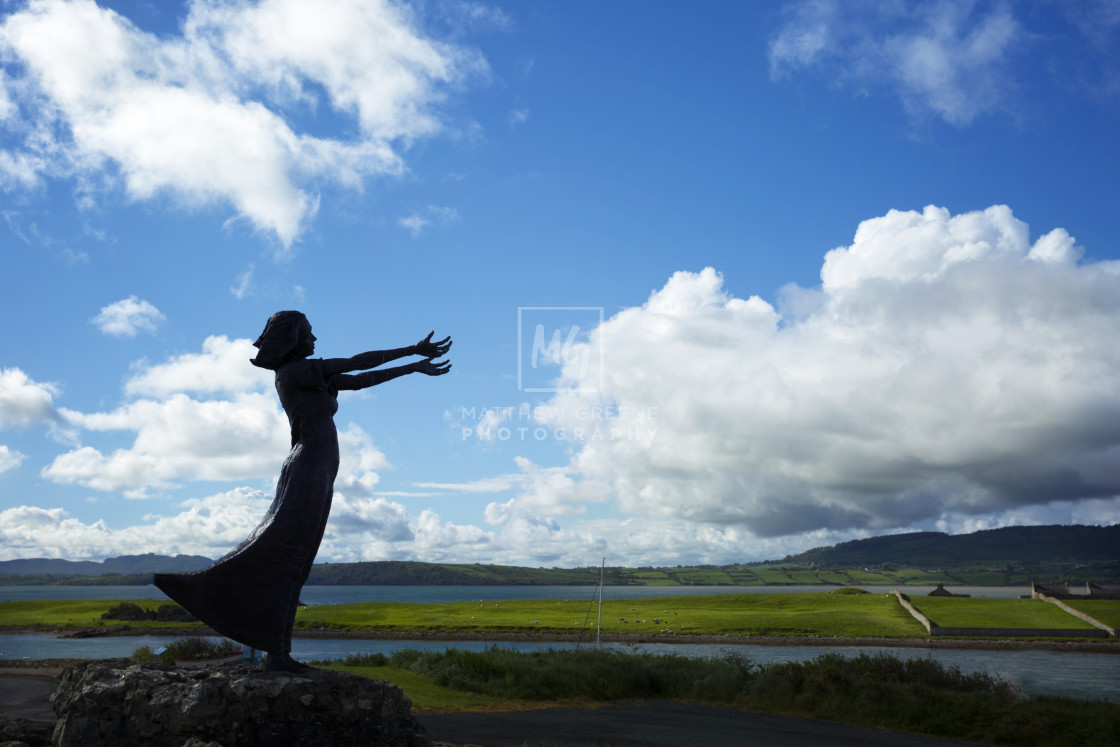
782, 524, 1120, 567
306, 561, 606, 586
0, 553, 212, 577
1, 525, 1116, 588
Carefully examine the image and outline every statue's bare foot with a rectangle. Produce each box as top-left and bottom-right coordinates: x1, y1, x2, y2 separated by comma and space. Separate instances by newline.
265, 653, 311, 673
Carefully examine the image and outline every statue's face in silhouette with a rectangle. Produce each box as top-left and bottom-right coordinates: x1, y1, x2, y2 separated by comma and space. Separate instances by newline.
294, 318, 316, 358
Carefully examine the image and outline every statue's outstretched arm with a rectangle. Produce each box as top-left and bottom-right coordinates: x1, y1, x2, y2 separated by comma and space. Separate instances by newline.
320, 332, 451, 379
334, 358, 451, 391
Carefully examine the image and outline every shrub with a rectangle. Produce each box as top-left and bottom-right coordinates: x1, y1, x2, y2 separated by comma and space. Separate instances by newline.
102, 602, 197, 623
334, 647, 1120, 745
130, 645, 159, 663
102, 602, 148, 621
136, 636, 241, 665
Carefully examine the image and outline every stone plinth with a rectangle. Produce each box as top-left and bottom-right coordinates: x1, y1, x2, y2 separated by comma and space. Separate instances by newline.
51, 660, 430, 747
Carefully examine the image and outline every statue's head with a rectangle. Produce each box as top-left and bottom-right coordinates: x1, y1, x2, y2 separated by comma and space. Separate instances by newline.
250, 311, 312, 369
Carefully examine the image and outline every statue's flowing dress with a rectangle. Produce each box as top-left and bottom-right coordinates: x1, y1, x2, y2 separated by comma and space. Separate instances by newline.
155, 359, 338, 654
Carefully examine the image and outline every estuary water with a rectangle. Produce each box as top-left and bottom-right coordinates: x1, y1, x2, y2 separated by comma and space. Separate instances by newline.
3, 584, 1115, 703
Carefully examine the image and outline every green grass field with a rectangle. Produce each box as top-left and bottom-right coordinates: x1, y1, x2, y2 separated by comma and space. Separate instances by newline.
891, 568, 960, 584
5, 593, 1114, 640
1063, 600, 1120, 629
909, 597, 1097, 630
0, 599, 204, 631
744, 566, 792, 583
293, 592, 925, 638
0, 593, 920, 637
840, 569, 898, 584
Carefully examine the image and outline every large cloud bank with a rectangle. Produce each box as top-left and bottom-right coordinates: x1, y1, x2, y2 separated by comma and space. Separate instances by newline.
3, 205, 1118, 565
1, 333, 487, 560
0, 0, 484, 245
530, 205, 1120, 537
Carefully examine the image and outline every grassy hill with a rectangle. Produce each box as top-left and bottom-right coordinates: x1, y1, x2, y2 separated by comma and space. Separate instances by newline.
0, 553, 212, 577
1, 525, 1116, 587
781, 524, 1120, 567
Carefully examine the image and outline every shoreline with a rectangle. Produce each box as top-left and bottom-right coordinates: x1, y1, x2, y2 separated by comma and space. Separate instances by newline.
3, 626, 1117, 654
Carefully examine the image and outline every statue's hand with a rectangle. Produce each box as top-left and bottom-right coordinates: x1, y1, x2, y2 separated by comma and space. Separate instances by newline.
415, 358, 452, 376
415, 331, 452, 358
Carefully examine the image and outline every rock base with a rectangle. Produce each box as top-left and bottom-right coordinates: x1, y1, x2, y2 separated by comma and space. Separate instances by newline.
51, 660, 430, 747
0, 716, 53, 746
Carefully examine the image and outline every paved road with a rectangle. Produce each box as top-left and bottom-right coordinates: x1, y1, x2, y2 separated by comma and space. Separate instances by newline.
418, 700, 988, 747
0, 671, 57, 721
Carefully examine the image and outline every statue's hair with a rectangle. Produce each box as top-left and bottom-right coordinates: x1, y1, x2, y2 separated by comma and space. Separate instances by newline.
250, 310, 308, 370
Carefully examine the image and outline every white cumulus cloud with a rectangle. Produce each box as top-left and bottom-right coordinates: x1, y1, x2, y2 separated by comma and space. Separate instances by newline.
508, 205, 1120, 538
0, 445, 25, 473
398, 213, 429, 236
0, 368, 60, 428
124, 336, 271, 397
91, 296, 165, 337
0, 0, 487, 246
41, 334, 395, 502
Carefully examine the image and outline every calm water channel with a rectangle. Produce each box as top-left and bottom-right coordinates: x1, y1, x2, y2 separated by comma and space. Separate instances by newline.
3, 584, 1116, 703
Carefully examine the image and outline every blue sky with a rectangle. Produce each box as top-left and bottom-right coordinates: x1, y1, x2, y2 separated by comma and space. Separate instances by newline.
1, 0, 1119, 566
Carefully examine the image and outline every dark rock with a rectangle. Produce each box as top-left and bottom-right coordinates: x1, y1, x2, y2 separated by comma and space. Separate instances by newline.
0, 716, 53, 746
51, 659, 430, 747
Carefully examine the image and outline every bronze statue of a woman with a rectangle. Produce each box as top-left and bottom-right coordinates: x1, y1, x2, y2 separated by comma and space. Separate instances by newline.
155, 311, 450, 672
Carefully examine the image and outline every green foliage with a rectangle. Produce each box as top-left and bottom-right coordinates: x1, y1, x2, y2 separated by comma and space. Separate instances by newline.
829, 587, 870, 595
131, 637, 239, 664
374, 646, 754, 702
161, 636, 239, 663
130, 645, 159, 664
330, 648, 1120, 746
102, 602, 196, 622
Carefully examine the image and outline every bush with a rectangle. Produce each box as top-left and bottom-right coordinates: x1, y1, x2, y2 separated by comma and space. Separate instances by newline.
102, 602, 148, 621
102, 602, 197, 623
334, 647, 1120, 746
376, 646, 753, 702
130, 636, 240, 665
130, 645, 159, 663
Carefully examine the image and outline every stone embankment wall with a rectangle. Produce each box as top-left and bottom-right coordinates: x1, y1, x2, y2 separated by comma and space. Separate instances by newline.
890, 589, 1111, 639
893, 589, 933, 634
1034, 592, 1117, 637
